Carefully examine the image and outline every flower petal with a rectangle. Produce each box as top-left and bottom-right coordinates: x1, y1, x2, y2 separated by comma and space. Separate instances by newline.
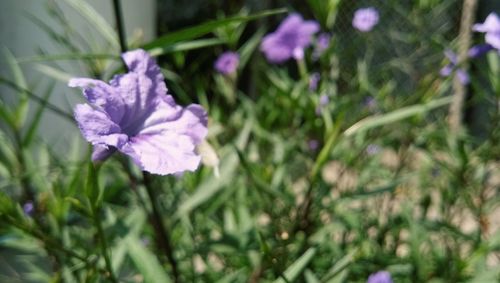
69, 78, 125, 123
74, 104, 128, 147
120, 132, 202, 175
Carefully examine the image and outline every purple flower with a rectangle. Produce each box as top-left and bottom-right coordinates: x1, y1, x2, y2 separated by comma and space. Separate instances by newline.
260, 13, 320, 63
440, 49, 469, 85
353, 7, 379, 32
367, 271, 393, 283
309, 72, 320, 91
468, 44, 494, 58
473, 12, 500, 51
308, 139, 319, 151
69, 49, 208, 175
23, 202, 34, 216
319, 94, 329, 106
366, 144, 381, 155
214, 52, 239, 75
313, 33, 331, 59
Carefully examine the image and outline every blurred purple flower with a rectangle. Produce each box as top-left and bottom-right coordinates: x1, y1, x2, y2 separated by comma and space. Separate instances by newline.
313, 33, 331, 59
69, 49, 208, 175
353, 7, 379, 32
308, 139, 319, 151
214, 51, 239, 75
260, 13, 320, 63
455, 69, 470, 85
23, 202, 34, 216
367, 271, 393, 283
309, 72, 320, 91
364, 96, 377, 110
473, 12, 500, 51
440, 49, 469, 85
366, 144, 381, 155
319, 94, 329, 106
468, 44, 494, 58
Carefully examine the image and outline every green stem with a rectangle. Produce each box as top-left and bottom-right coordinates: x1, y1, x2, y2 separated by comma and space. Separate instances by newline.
87, 164, 118, 283
112, 0, 127, 53
142, 172, 180, 283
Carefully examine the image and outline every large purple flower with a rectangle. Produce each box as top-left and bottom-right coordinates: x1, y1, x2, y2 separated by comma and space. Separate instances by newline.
367, 271, 393, 283
473, 12, 500, 51
69, 49, 208, 175
352, 7, 379, 32
260, 13, 320, 63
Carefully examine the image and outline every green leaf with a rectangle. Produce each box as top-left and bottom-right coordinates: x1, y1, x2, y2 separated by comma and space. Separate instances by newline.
22, 82, 55, 147
274, 248, 317, 283
176, 149, 239, 217
2, 47, 29, 129
149, 39, 225, 57
237, 28, 265, 69
33, 64, 73, 83
61, 0, 119, 48
344, 96, 453, 136
142, 8, 287, 50
320, 250, 357, 282
0, 77, 73, 121
17, 53, 119, 63
126, 236, 171, 283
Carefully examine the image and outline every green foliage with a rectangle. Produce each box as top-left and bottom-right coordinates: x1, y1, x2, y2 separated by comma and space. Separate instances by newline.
1, 1, 499, 282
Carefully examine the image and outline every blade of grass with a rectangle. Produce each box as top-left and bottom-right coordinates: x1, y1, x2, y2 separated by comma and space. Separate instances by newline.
126, 236, 171, 283
3, 48, 29, 129
61, 0, 119, 48
142, 8, 287, 50
274, 248, 317, 283
0, 77, 73, 121
149, 38, 225, 56
22, 82, 55, 147
344, 96, 453, 136
33, 64, 74, 83
17, 53, 119, 63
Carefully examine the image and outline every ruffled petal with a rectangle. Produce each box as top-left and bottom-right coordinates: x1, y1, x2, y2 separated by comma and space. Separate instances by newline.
138, 98, 208, 145
121, 49, 169, 103
69, 78, 125, 123
260, 34, 293, 63
119, 132, 202, 175
74, 104, 128, 147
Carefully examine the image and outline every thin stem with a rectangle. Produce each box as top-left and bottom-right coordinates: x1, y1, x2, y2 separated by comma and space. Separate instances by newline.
87, 164, 118, 283
91, 208, 118, 283
448, 0, 478, 133
112, 0, 127, 53
142, 172, 180, 283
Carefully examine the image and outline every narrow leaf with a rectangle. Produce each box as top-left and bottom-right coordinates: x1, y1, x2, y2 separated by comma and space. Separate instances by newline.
143, 8, 287, 50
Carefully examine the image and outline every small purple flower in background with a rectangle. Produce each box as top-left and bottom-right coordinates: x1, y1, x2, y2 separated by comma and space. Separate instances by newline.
353, 7, 379, 32
23, 202, 34, 216
309, 72, 320, 91
214, 51, 239, 75
260, 13, 320, 63
366, 144, 381, 155
364, 96, 377, 111
319, 94, 329, 106
69, 49, 208, 175
468, 44, 494, 58
440, 49, 469, 85
315, 94, 330, 116
313, 33, 331, 59
473, 12, 500, 51
367, 271, 393, 283
308, 139, 319, 151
